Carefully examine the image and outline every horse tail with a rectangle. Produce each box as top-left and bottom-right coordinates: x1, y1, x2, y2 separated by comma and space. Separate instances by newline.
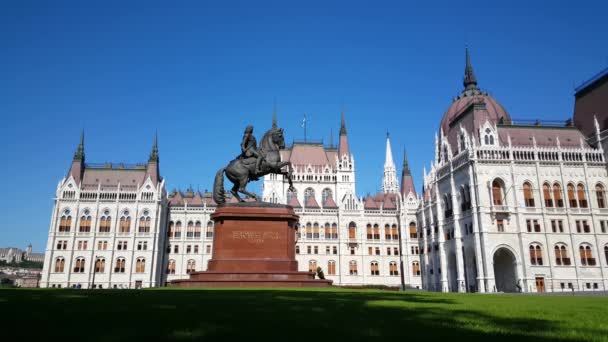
213, 167, 226, 204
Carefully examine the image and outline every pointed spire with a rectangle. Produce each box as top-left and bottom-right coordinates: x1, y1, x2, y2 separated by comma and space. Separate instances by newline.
463, 47, 478, 91
402, 147, 410, 174
340, 109, 347, 135
329, 128, 334, 148
149, 131, 159, 162
382, 133, 399, 193
338, 109, 350, 158
272, 97, 278, 129
73, 130, 85, 161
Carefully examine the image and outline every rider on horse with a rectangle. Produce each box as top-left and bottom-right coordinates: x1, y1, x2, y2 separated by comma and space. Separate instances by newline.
239, 125, 264, 178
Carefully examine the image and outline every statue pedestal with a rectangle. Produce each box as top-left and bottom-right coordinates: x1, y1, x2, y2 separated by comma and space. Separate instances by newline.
171, 203, 332, 288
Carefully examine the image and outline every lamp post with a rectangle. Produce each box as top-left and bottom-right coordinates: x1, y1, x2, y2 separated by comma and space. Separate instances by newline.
91, 257, 98, 289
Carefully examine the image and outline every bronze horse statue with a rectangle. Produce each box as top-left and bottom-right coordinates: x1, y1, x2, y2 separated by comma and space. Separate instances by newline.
213, 126, 295, 204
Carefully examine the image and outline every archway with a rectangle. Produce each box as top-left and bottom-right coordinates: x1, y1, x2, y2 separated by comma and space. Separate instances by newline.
493, 248, 517, 293
447, 252, 458, 292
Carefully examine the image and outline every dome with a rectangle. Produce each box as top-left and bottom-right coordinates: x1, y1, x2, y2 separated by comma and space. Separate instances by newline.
439, 49, 510, 150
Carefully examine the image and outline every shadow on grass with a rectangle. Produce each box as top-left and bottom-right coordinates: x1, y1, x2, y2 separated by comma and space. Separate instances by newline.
0, 288, 605, 341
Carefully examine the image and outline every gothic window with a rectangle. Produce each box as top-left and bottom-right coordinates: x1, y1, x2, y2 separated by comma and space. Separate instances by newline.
304, 188, 315, 204
206, 221, 214, 238
596, 184, 606, 208
392, 224, 399, 239
543, 183, 553, 207
605, 245, 608, 264
327, 260, 336, 275
99, 211, 111, 233
579, 245, 595, 266
366, 224, 372, 240
138, 214, 151, 233
167, 260, 176, 274
409, 222, 417, 239
187, 221, 195, 238
331, 223, 338, 239
119, 214, 131, 233
554, 244, 570, 266
94, 258, 106, 273
523, 182, 535, 207
492, 179, 505, 206
194, 221, 202, 238
484, 128, 495, 145
385, 224, 391, 240
73, 257, 85, 273
389, 261, 399, 276
114, 257, 126, 273
348, 222, 356, 240
459, 133, 466, 152
313, 223, 320, 239
349, 260, 358, 275
308, 260, 317, 273
186, 259, 195, 274
370, 261, 379, 276
59, 210, 72, 233
306, 222, 312, 239
412, 261, 420, 276
553, 183, 564, 207
54, 257, 65, 272
567, 184, 577, 208
373, 224, 380, 240
322, 188, 333, 204
530, 244, 543, 265
324, 223, 331, 239
79, 212, 91, 233
135, 258, 145, 273
577, 184, 588, 208
174, 221, 182, 238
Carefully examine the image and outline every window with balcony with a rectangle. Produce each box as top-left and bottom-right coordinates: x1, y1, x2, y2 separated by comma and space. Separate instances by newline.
554, 245, 570, 266
529, 244, 543, 265
579, 245, 596, 266
523, 182, 535, 207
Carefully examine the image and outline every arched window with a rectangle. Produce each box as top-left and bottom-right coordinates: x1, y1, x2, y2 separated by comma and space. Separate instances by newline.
331, 223, 338, 239
389, 261, 399, 276
567, 184, 577, 208
327, 261, 336, 275
579, 245, 595, 266
492, 179, 504, 205
167, 260, 176, 274
523, 182, 535, 207
577, 184, 588, 208
99, 210, 111, 233
554, 244, 570, 266
384, 224, 391, 240
304, 188, 315, 204
348, 222, 356, 240
366, 224, 372, 240
194, 221, 202, 238
409, 222, 417, 239
349, 260, 358, 275
138, 214, 151, 233
135, 258, 145, 273
175, 221, 182, 238
542, 183, 552, 207
313, 223, 320, 239
322, 188, 333, 204
114, 257, 126, 273
73, 257, 85, 273
206, 221, 214, 238
370, 261, 379, 276
59, 211, 72, 232
605, 245, 608, 264
596, 184, 605, 208
412, 261, 420, 276
484, 128, 494, 145
94, 258, 105, 273
373, 224, 380, 240
324, 222, 331, 239
308, 260, 317, 273
187, 221, 195, 238
119, 214, 131, 233
54, 257, 65, 272
392, 224, 399, 239
186, 259, 196, 274
551, 183, 563, 208
168, 221, 174, 238
79, 213, 91, 232
305, 222, 312, 239
530, 244, 543, 265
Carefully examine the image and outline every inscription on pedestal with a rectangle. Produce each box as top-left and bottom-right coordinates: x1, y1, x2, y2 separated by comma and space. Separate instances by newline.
232, 231, 281, 245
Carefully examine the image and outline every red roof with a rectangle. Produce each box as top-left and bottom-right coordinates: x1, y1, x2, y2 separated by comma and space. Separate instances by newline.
323, 195, 338, 208
305, 195, 320, 208
288, 195, 302, 208
364, 196, 378, 209
497, 125, 588, 148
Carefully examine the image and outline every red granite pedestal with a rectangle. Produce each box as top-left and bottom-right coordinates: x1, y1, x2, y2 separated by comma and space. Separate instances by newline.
171, 203, 332, 288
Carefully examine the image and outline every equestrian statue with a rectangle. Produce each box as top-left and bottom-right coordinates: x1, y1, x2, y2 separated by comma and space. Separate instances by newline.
213, 124, 295, 204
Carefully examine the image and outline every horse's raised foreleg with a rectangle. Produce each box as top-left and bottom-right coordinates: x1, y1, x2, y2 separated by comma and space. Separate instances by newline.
238, 174, 258, 201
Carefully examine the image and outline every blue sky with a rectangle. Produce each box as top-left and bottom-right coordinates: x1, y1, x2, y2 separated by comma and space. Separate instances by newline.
1, 1, 607, 250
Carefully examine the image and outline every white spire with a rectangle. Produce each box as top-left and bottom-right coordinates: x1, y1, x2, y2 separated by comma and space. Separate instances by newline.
382, 133, 399, 193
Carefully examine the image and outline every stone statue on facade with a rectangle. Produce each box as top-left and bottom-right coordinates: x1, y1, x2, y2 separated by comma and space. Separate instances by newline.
213, 124, 295, 204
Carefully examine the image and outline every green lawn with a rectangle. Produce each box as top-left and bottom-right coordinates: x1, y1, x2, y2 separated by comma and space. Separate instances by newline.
1, 288, 607, 341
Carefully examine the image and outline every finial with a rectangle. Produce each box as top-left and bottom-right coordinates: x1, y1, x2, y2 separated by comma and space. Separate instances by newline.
272, 97, 278, 129
340, 109, 347, 135
463, 47, 478, 90
402, 147, 409, 171
149, 131, 159, 162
